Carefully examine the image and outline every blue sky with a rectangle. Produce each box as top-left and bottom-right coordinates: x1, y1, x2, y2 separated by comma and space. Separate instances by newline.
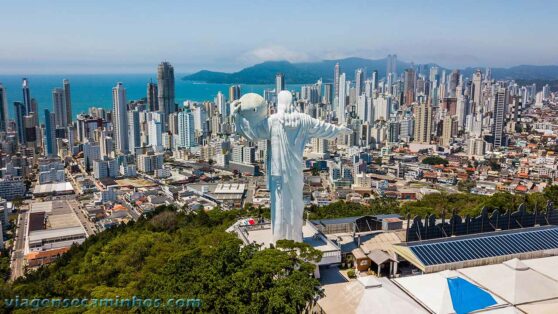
1, 0, 557, 74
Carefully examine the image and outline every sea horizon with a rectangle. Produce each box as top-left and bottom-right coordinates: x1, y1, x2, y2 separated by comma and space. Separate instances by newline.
0, 74, 302, 122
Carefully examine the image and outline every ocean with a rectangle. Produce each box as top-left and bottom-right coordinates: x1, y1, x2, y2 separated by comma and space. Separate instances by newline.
0, 74, 303, 120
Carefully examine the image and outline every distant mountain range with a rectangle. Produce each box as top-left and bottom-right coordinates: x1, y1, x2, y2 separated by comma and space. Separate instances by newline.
183, 57, 558, 84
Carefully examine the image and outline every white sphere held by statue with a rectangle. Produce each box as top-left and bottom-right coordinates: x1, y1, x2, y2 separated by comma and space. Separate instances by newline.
237, 93, 268, 125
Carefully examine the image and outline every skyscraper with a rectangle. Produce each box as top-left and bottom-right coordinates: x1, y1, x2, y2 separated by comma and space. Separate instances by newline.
355, 68, 364, 96
14, 102, 26, 144
22, 78, 31, 115
337, 73, 346, 125
449, 70, 460, 98
216, 91, 227, 120
386, 54, 397, 77
63, 79, 72, 125
275, 73, 285, 93
148, 112, 163, 152
0, 84, 8, 132
128, 108, 141, 154
371, 70, 378, 91
493, 87, 508, 148
112, 82, 129, 154
472, 69, 483, 111
178, 109, 195, 148
99, 131, 113, 159
44, 109, 57, 156
157, 61, 176, 118
229, 85, 241, 102
413, 102, 432, 144
323, 83, 333, 105
404, 68, 416, 105
429, 66, 439, 88
52, 88, 67, 127
334, 62, 340, 98
386, 55, 392, 78
147, 81, 158, 112
441, 115, 455, 147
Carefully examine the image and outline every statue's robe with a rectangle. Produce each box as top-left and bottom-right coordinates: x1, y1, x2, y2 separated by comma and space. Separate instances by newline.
235, 112, 346, 242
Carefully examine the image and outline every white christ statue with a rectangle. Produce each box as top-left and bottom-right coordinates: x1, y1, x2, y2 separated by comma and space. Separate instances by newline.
232, 91, 352, 243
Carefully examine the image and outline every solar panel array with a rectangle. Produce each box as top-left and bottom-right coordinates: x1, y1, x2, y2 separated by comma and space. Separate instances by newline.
409, 227, 558, 266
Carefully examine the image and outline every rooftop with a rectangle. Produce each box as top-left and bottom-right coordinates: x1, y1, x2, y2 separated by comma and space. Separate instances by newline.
395, 225, 558, 272
29, 226, 87, 243
32, 182, 74, 195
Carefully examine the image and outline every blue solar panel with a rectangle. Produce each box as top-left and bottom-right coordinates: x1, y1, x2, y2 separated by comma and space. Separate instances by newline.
408, 226, 558, 266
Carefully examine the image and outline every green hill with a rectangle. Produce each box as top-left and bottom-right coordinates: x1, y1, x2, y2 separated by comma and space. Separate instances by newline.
184, 58, 558, 84
183, 57, 414, 84
1, 207, 322, 313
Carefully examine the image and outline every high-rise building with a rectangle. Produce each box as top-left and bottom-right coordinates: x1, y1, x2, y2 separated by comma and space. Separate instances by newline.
128, 108, 141, 154
193, 105, 208, 134
44, 109, 57, 156
413, 102, 432, 144
63, 79, 72, 125
371, 70, 378, 92
386, 54, 397, 77
275, 73, 285, 93
215, 91, 227, 120
0, 84, 8, 132
112, 82, 129, 154
52, 88, 67, 127
449, 70, 460, 98
99, 132, 113, 159
404, 68, 416, 105
429, 66, 439, 85
357, 95, 373, 123
388, 121, 400, 143
337, 73, 347, 124
229, 85, 241, 102
493, 87, 508, 148
472, 70, 482, 111
157, 61, 176, 118
148, 112, 163, 152
147, 81, 158, 112
177, 109, 195, 148
14, 101, 26, 145
22, 78, 31, 115
323, 83, 333, 104
355, 68, 365, 96
374, 95, 391, 121
334, 62, 340, 98
441, 116, 456, 147
542, 84, 550, 100
24, 113, 38, 147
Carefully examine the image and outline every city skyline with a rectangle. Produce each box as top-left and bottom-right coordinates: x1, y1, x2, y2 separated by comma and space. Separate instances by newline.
1, 0, 558, 74
2, 2, 558, 313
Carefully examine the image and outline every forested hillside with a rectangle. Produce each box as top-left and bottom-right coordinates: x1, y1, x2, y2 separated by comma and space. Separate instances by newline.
1, 207, 322, 313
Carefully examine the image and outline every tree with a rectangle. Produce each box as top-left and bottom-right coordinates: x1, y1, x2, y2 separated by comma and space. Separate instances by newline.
422, 156, 448, 166
457, 180, 476, 192
6, 207, 323, 313
311, 165, 320, 176
544, 185, 558, 205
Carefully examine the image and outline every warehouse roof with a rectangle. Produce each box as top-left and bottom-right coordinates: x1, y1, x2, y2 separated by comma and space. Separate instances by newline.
394, 225, 558, 271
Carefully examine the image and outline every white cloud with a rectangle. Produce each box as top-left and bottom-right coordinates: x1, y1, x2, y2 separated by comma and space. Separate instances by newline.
240, 46, 313, 64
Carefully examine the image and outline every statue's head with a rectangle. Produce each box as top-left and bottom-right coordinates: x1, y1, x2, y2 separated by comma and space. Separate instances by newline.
277, 91, 292, 114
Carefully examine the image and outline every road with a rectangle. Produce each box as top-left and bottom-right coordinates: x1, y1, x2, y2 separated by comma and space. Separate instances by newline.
10, 208, 28, 281
73, 158, 105, 192
66, 168, 83, 195
67, 197, 97, 236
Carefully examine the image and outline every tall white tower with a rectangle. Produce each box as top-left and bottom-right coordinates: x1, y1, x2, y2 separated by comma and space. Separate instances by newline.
337, 73, 346, 125
112, 82, 129, 154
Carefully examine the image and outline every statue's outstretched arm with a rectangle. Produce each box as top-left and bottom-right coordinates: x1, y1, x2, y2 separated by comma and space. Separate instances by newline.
305, 116, 352, 139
